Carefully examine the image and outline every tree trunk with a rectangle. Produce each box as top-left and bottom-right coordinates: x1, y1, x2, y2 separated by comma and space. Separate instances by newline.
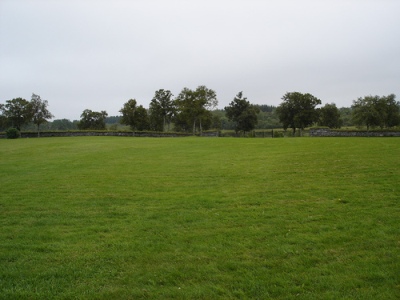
163, 116, 166, 132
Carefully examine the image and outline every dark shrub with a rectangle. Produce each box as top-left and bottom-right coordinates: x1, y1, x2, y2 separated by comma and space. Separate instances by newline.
6, 128, 20, 139
273, 130, 284, 138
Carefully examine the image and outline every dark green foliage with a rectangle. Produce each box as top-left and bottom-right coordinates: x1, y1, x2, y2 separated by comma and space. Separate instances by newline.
255, 109, 281, 129
5, 127, 20, 139
119, 99, 150, 131
134, 105, 150, 131
352, 96, 381, 130
199, 109, 213, 131
254, 104, 276, 113
273, 130, 284, 137
210, 109, 234, 130
174, 86, 217, 134
119, 99, 138, 130
77, 109, 108, 130
0, 104, 8, 131
105, 116, 121, 124
30, 93, 54, 136
149, 89, 175, 131
319, 103, 342, 128
210, 113, 222, 130
224, 92, 259, 134
51, 119, 78, 130
339, 107, 353, 127
383, 94, 400, 127
1, 98, 32, 131
276, 92, 321, 134
213, 108, 280, 130
352, 94, 400, 130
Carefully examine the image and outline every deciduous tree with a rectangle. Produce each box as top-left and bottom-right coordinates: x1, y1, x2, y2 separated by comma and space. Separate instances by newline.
149, 89, 175, 131
119, 99, 138, 130
134, 105, 150, 131
77, 109, 108, 130
351, 94, 400, 129
175, 86, 217, 134
318, 103, 342, 128
377, 94, 400, 128
339, 107, 353, 127
30, 93, 54, 136
351, 96, 380, 130
1, 97, 32, 131
276, 92, 321, 134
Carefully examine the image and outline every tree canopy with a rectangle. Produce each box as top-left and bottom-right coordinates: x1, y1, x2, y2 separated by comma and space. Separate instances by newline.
119, 99, 150, 131
318, 103, 342, 128
77, 109, 108, 130
224, 92, 259, 134
276, 92, 321, 134
149, 89, 175, 131
119, 99, 138, 130
2, 89, 399, 135
1, 98, 33, 131
31, 93, 54, 136
51, 119, 78, 131
352, 94, 400, 130
174, 86, 217, 134
134, 105, 150, 131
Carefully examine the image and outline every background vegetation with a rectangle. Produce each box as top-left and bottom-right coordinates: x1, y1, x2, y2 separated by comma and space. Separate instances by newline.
1, 137, 399, 299
1, 91, 399, 135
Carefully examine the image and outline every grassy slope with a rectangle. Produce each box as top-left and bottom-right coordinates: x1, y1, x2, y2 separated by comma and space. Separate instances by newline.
0, 137, 399, 299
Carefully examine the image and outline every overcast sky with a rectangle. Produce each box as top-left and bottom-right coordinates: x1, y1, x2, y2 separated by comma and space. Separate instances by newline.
1, 0, 399, 120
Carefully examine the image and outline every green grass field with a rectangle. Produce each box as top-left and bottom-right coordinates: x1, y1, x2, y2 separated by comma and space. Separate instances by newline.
1, 137, 399, 299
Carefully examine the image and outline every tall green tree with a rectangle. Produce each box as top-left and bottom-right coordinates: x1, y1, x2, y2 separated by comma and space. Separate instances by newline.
77, 109, 108, 130
318, 103, 342, 128
1, 97, 32, 131
30, 93, 54, 136
351, 96, 380, 130
377, 94, 400, 128
224, 92, 259, 134
352, 94, 400, 129
175, 86, 217, 134
149, 89, 175, 131
276, 92, 321, 134
134, 105, 150, 131
119, 99, 138, 130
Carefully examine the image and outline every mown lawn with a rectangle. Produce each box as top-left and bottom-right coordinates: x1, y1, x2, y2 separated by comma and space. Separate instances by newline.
0, 137, 399, 299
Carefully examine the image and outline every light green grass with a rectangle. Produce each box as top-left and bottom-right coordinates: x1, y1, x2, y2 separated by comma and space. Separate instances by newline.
0, 137, 399, 299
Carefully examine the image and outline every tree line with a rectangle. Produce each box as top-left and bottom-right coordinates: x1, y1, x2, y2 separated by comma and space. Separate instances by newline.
0, 94, 53, 136
1, 88, 399, 136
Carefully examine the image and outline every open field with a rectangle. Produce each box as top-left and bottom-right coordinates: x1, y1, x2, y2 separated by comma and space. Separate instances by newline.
0, 137, 399, 299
